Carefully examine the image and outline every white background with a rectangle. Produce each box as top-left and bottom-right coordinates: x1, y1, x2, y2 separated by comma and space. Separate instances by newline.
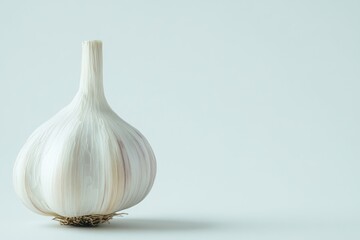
0, 0, 360, 239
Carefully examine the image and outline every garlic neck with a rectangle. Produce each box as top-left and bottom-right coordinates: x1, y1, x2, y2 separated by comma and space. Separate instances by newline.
78, 40, 108, 107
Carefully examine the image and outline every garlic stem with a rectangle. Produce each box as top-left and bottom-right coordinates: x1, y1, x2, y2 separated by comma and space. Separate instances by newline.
78, 40, 106, 105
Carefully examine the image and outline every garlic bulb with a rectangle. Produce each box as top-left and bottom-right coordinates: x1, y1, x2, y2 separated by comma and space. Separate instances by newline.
13, 40, 156, 226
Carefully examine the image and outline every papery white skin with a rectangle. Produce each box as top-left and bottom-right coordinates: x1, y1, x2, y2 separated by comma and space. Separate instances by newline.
13, 41, 156, 217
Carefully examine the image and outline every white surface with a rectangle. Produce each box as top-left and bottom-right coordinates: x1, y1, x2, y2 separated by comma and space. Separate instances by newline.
3, 214, 360, 240
1, 0, 360, 239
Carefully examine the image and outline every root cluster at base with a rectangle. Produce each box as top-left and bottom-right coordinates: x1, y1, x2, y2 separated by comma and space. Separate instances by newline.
53, 212, 126, 227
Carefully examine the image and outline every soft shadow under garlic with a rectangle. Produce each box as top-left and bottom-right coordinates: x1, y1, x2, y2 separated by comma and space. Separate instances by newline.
98, 218, 216, 231
43, 217, 216, 231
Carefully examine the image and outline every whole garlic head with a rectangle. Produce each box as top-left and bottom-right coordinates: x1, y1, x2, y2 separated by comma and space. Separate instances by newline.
13, 40, 156, 226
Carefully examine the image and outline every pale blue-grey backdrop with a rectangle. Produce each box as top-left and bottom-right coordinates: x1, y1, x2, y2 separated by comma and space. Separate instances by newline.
0, 0, 359, 239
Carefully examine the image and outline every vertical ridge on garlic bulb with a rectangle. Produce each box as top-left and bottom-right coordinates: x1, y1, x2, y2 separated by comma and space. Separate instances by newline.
13, 40, 157, 226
